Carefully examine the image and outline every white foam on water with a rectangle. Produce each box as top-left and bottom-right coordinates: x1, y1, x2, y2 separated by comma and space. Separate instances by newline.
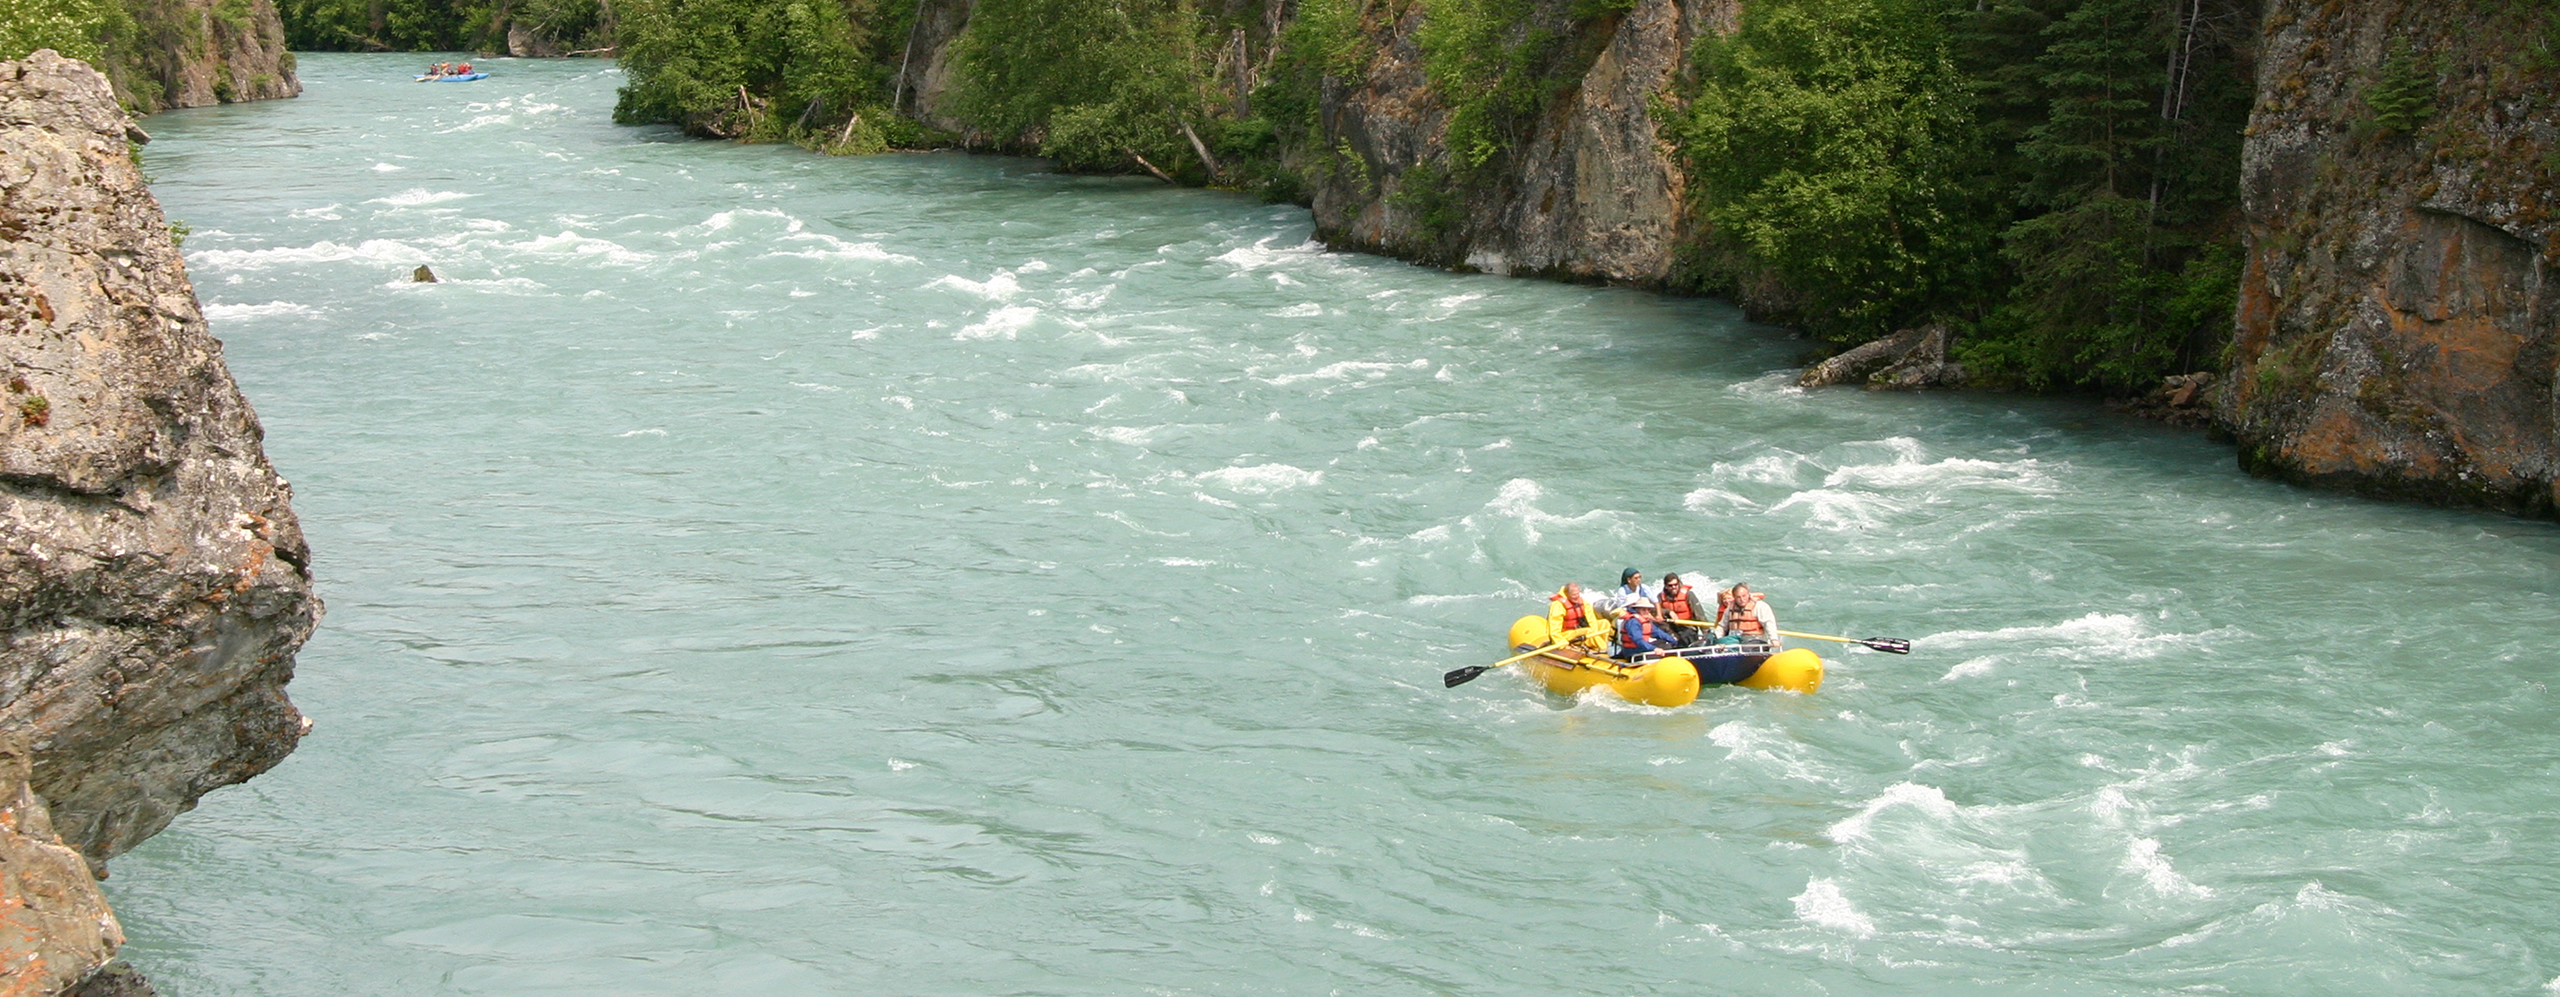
190, 238, 434, 270
1937, 656, 1998, 682
289, 204, 344, 220
502, 231, 656, 267
1928, 612, 2222, 663
370, 163, 403, 172
1824, 454, 2059, 495
1211, 236, 1323, 271
437, 113, 516, 133
1707, 722, 1833, 784
846, 327, 881, 340
1790, 879, 1876, 937
1710, 452, 1816, 487
1404, 581, 1537, 606
1155, 557, 1215, 567
955, 305, 1040, 340
1269, 303, 1323, 318
1260, 358, 1430, 386
1768, 488, 1904, 532
926, 271, 1023, 299
1192, 463, 1321, 494
769, 232, 916, 264
2123, 838, 2213, 900
1472, 478, 1620, 545
368, 188, 475, 207
1827, 782, 1960, 843
1090, 425, 1157, 447
1681, 487, 1759, 512
203, 301, 317, 321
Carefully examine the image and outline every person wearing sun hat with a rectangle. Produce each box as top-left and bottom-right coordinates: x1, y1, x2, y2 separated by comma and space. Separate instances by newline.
1614, 598, 1675, 659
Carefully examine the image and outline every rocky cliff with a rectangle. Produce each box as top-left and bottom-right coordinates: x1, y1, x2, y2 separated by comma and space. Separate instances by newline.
1305, 0, 1734, 285
2221, 0, 2559, 518
1, 49, 319, 990
95, 0, 302, 112
126, 0, 301, 110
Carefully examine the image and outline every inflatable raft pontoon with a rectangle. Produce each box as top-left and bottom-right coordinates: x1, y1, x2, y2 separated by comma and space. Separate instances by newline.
1505, 614, 1823, 707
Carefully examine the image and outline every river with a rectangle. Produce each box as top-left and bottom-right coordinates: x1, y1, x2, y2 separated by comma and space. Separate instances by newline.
114, 53, 2560, 995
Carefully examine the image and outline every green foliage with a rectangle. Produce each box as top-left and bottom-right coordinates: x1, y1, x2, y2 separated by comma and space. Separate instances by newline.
949, 0, 1227, 174
1257, 0, 1369, 142
2365, 39, 2436, 138
0, 0, 115, 62
1417, 0, 1551, 171
1668, 0, 1994, 339
277, 0, 608, 52
615, 0, 885, 140
1657, 0, 2253, 389
2016, 0, 2157, 205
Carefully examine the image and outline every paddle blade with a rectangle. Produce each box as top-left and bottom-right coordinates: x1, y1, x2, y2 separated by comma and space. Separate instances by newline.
1862, 637, 1911, 654
1443, 665, 1494, 688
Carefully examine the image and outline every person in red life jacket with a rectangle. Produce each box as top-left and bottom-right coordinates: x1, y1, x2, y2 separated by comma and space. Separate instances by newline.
456, 61, 473, 75
1546, 582, 1609, 652
1656, 573, 1712, 645
1721, 583, 1778, 645
1615, 598, 1675, 659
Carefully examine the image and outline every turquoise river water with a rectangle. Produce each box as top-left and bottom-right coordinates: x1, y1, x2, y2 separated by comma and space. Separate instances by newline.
114, 53, 2560, 995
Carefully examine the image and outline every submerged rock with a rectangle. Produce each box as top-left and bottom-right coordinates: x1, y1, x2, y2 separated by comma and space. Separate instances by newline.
0, 49, 318, 989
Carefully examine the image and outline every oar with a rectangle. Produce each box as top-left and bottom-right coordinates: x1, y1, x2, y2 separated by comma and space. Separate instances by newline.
1444, 639, 1570, 688
1775, 629, 1911, 654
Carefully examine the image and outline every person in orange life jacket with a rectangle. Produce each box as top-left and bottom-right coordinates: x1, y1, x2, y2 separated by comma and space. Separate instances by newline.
1656, 573, 1712, 646
1721, 583, 1778, 645
1615, 598, 1676, 659
1546, 582, 1609, 652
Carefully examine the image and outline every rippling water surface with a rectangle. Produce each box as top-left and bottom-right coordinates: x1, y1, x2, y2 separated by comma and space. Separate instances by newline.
116, 54, 2560, 995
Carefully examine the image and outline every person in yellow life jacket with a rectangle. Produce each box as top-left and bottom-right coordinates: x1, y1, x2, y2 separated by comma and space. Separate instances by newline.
1720, 583, 1779, 645
1546, 582, 1610, 652
1657, 573, 1712, 646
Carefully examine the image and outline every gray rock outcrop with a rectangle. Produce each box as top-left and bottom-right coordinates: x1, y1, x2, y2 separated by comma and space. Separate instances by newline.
1308, 0, 1739, 285
111, 0, 302, 111
2221, 1, 2558, 517
2, 48, 318, 991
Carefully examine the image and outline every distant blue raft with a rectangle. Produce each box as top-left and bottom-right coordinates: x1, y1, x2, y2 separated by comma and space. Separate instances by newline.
414, 72, 489, 82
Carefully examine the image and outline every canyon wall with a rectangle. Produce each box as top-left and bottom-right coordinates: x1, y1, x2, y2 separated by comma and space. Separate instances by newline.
1305, 0, 1735, 286
127, 0, 301, 109
1, 49, 319, 991
93, 0, 302, 112
2221, 0, 2558, 518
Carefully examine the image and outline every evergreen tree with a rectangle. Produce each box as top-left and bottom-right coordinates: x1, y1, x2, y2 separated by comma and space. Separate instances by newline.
1671, 0, 1996, 339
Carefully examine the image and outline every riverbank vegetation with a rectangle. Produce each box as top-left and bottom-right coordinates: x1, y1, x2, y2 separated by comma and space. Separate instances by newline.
274, 0, 609, 53
9, 0, 2313, 393
1665, 0, 2257, 390
597, 0, 2268, 393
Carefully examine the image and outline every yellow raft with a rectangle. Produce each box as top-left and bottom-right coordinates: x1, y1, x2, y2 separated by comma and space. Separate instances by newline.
1504, 615, 1823, 707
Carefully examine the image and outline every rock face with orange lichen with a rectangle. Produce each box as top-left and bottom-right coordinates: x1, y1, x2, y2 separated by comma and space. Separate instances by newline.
0, 734, 124, 997
1, 50, 317, 994
2221, 0, 2559, 518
